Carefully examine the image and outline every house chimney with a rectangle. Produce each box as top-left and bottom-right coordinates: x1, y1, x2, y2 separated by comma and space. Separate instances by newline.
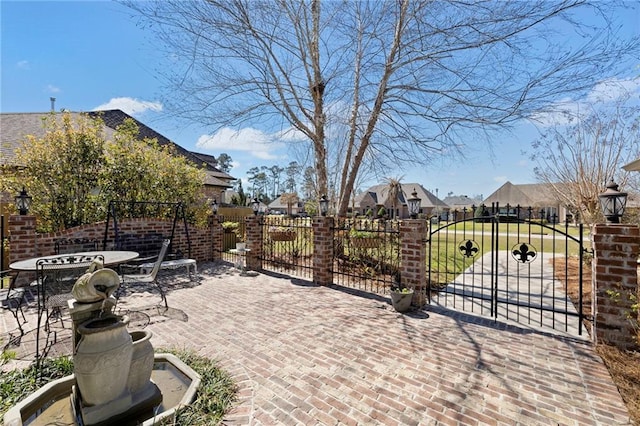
50, 97, 56, 112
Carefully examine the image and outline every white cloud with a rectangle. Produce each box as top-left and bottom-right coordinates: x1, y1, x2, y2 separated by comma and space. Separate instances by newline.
196, 127, 287, 160
529, 77, 640, 127
17, 60, 29, 70
493, 175, 508, 184
93, 97, 163, 116
586, 78, 640, 103
46, 84, 60, 94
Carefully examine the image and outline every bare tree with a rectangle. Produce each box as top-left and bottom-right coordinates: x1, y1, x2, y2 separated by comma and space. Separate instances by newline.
125, 0, 639, 216
530, 102, 640, 224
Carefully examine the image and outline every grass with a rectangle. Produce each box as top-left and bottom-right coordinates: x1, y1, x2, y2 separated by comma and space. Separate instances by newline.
0, 348, 236, 425
426, 221, 586, 281
442, 220, 586, 238
0, 355, 74, 415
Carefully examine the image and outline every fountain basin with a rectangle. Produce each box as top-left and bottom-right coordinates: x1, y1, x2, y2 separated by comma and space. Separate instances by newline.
3, 353, 201, 426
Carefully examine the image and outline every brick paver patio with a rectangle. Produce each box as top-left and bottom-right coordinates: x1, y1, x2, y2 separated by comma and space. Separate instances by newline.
0, 262, 631, 425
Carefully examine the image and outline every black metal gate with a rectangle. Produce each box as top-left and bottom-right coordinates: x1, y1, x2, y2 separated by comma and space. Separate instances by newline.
427, 205, 586, 335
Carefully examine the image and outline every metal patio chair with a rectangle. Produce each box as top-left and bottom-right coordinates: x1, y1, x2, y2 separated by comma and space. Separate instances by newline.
35, 254, 104, 369
120, 239, 171, 309
1, 269, 27, 338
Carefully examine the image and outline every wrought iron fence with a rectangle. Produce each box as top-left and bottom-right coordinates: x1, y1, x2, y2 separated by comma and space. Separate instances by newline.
332, 218, 400, 294
427, 203, 586, 333
261, 216, 314, 279
220, 215, 246, 263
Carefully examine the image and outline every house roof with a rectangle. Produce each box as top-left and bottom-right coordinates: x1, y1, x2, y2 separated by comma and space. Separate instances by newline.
354, 183, 449, 209
442, 195, 482, 208
268, 194, 303, 210
482, 182, 560, 207
0, 110, 234, 188
622, 158, 640, 172
1, 113, 51, 166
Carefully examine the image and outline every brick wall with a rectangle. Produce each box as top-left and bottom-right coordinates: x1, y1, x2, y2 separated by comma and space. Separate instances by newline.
400, 219, 427, 307
9, 214, 640, 348
313, 216, 334, 286
245, 216, 263, 271
8, 215, 37, 264
8, 215, 215, 265
592, 224, 639, 349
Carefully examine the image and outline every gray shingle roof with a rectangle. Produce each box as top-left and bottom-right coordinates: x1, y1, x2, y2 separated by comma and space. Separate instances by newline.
354, 183, 448, 209
1, 110, 234, 188
482, 181, 559, 207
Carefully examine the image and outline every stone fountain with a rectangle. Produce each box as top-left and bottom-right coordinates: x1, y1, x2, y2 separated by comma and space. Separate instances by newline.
3, 261, 200, 426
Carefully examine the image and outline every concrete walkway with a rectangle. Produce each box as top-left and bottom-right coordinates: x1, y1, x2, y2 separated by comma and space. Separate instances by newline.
432, 251, 587, 336
1, 262, 632, 425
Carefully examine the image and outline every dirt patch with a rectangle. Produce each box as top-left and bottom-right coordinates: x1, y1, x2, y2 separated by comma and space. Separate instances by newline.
556, 257, 640, 424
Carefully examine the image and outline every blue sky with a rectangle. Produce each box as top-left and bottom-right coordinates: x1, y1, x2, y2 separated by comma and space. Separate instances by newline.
2, 1, 639, 200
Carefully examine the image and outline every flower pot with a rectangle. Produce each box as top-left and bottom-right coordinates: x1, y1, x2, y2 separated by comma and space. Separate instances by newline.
390, 290, 414, 313
270, 231, 297, 241
351, 237, 380, 248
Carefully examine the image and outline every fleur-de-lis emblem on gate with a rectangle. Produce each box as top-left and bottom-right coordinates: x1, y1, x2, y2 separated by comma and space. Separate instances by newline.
512, 243, 536, 263
459, 239, 479, 258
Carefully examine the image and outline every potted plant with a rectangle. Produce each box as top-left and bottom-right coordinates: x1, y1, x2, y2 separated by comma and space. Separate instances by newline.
349, 228, 380, 248
389, 282, 414, 313
269, 226, 297, 242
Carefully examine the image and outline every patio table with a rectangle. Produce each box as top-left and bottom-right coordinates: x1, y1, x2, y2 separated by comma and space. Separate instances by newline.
9, 251, 139, 271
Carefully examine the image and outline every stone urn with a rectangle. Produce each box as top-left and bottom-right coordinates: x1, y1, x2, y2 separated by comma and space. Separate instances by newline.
127, 330, 154, 395
74, 315, 133, 406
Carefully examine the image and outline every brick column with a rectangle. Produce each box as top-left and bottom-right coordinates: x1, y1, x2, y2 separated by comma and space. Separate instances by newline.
8, 214, 38, 286
592, 223, 639, 349
245, 216, 263, 271
210, 215, 222, 261
313, 216, 334, 286
400, 219, 427, 307
8, 214, 37, 264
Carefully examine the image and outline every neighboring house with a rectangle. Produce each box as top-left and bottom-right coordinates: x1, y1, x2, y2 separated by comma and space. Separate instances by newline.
268, 194, 305, 215
623, 158, 640, 172
482, 181, 569, 222
0, 110, 235, 206
442, 195, 482, 213
353, 183, 449, 219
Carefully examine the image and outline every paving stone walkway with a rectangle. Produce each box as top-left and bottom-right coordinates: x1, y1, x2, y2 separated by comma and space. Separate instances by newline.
1, 262, 632, 425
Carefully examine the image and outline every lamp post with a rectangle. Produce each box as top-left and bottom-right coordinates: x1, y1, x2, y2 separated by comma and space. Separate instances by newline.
15, 187, 32, 215
598, 179, 627, 224
211, 200, 218, 215
319, 195, 329, 217
251, 198, 260, 215
407, 188, 421, 219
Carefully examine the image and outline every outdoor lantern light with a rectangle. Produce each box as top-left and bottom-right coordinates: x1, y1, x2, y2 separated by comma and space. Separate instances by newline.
211, 200, 218, 215
251, 198, 260, 215
319, 195, 329, 216
599, 179, 627, 224
15, 187, 32, 215
407, 188, 421, 219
